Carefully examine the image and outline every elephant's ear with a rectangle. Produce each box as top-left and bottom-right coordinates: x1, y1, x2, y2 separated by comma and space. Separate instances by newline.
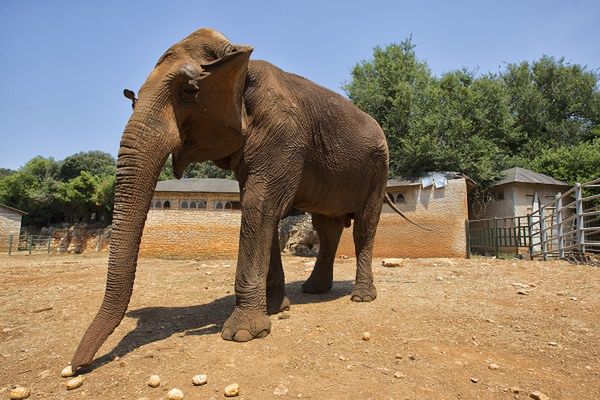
172, 45, 253, 178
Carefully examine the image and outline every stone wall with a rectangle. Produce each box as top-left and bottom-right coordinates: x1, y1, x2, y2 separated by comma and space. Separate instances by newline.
140, 209, 241, 258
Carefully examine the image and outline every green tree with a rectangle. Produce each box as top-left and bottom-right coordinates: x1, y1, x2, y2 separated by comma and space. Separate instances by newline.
159, 157, 234, 180
58, 151, 116, 181
0, 168, 15, 178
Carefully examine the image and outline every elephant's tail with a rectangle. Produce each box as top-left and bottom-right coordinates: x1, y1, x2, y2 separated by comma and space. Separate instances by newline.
383, 193, 432, 231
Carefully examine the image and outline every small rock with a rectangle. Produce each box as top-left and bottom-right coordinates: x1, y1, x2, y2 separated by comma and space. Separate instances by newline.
436, 276, 444, 281
470, 377, 479, 383
488, 363, 500, 370
224, 383, 240, 397
10, 386, 30, 400
339, 355, 347, 361
278, 313, 291, 320
570, 297, 578, 301
167, 388, 184, 400
192, 374, 208, 386
530, 390, 550, 400
517, 289, 530, 295
548, 341, 558, 347
147, 374, 161, 388
409, 354, 417, 361
382, 258, 404, 268
393, 371, 406, 378
66, 376, 83, 390
273, 384, 288, 396
339, 255, 349, 259
510, 386, 521, 394
395, 354, 403, 359
362, 332, 371, 341
61, 365, 74, 377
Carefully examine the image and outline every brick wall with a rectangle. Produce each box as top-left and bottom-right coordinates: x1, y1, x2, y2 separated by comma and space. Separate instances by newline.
0, 207, 22, 251
337, 178, 469, 258
140, 209, 241, 258
141, 179, 469, 259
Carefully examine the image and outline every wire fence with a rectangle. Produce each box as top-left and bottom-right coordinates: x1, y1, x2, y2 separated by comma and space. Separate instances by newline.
468, 178, 600, 260
0, 228, 110, 255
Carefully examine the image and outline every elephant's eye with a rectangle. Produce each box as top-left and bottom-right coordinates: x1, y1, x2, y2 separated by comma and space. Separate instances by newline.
179, 83, 199, 104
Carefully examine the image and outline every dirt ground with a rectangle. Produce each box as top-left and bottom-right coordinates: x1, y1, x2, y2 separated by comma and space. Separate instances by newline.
1, 254, 599, 400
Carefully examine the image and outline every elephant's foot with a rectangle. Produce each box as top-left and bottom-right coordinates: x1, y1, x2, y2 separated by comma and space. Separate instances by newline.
350, 285, 377, 302
302, 274, 333, 294
267, 291, 290, 315
221, 307, 271, 342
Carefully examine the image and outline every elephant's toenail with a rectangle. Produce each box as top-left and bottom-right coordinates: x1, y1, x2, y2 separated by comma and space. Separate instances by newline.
233, 330, 253, 342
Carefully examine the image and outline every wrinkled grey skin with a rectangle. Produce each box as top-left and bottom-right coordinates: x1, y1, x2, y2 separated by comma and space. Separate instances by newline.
71, 28, 389, 371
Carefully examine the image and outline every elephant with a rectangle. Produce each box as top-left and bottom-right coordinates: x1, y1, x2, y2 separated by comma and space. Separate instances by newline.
71, 28, 409, 371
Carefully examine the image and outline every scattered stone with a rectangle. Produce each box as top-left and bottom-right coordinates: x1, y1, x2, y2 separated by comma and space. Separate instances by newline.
10, 386, 30, 400
61, 365, 74, 377
393, 371, 406, 378
548, 341, 558, 347
147, 374, 161, 388
278, 312, 291, 320
470, 377, 479, 383
409, 354, 417, 361
517, 289, 530, 295
395, 354, 403, 360
167, 388, 184, 400
224, 383, 240, 397
362, 332, 371, 341
436, 276, 444, 281
530, 390, 550, 400
510, 387, 521, 394
339, 355, 347, 361
339, 255, 349, 259
382, 258, 404, 268
488, 363, 500, 370
570, 297, 578, 301
273, 384, 288, 396
192, 374, 208, 386
66, 376, 83, 390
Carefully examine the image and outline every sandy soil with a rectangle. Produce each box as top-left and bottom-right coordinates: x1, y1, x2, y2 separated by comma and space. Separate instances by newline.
1, 254, 599, 399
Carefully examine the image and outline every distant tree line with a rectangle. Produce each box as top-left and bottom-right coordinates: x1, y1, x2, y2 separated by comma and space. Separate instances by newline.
343, 38, 600, 201
0, 151, 231, 226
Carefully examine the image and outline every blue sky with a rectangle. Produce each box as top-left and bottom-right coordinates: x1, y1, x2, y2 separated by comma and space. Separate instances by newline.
1, 0, 599, 170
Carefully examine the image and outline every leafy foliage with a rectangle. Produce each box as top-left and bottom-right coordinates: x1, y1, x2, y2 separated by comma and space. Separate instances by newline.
159, 157, 234, 181
344, 40, 600, 198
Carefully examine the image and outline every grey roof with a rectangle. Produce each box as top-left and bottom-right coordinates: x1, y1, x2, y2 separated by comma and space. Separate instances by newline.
0, 203, 27, 215
155, 178, 240, 193
495, 167, 570, 187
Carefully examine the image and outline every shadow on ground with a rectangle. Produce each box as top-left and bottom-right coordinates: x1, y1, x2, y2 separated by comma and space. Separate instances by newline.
85, 279, 353, 372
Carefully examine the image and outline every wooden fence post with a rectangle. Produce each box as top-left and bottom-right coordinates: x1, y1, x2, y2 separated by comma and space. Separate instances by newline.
28, 235, 33, 255
527, 214, 533, 260
47, 236, 52, 254
540, 206, 547, 261
493, 217, 499, 258
8, 234, 13, 256
555, 193, 564, 259
575, 183, 585, 254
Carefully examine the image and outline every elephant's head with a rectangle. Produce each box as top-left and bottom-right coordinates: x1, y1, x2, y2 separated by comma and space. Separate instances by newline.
71, 28, 252, 370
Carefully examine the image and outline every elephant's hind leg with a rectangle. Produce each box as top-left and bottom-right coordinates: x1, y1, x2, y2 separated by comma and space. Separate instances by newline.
267, 232, 290, 314
302, 213, 344, 294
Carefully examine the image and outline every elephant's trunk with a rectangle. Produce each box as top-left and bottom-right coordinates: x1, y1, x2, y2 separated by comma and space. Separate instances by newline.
71, 101, 179, 370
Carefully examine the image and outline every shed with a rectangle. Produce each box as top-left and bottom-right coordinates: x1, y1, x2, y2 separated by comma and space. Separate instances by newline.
0, 203, 27, 251
152, 178, 240, 211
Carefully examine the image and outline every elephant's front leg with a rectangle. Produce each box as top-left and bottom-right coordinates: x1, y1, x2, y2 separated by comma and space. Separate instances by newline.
221, 207, 281, 342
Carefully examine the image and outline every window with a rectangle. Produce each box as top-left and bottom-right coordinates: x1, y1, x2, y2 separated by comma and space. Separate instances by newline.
224, 201, 232, 210
197, 200, 207, 209
215, 201, 224, 210
180, 201, 188, 209
163, 200, 171, 209
154, 200, 162, 209
395, 193, 405, 204
190, 201, 197, 209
